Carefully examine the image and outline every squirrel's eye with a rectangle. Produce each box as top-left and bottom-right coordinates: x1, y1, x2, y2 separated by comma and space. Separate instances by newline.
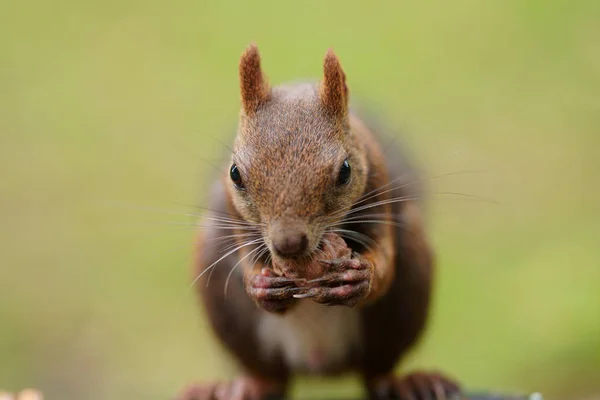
230, 164, 244, 189
337, 159, 351, 185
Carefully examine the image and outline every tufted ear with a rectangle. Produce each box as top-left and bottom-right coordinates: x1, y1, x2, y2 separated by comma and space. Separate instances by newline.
239, 43, 270, 115
319, 49, 348, 118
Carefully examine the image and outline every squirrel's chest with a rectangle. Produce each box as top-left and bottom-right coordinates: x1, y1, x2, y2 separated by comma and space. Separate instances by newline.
256, 300, 362, 374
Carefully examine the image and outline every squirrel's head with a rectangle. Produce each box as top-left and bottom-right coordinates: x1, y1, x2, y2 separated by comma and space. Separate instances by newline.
226, 44, 369, 260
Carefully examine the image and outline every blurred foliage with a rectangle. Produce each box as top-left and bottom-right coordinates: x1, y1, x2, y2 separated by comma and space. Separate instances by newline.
1, 1, 599, 399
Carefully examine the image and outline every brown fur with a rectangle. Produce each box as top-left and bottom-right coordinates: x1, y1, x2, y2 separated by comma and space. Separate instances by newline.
185, 45, 457, 400
239, 43, 271, 115
320, 49, 349, 118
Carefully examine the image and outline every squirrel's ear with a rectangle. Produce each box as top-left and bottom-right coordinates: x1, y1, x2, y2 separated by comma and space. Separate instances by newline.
320, 49, 348, 118
239, 43, 270, 115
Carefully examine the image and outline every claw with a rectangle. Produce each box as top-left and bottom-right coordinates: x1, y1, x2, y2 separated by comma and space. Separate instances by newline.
251, 286, 306, 299
292, 283, 368, 307
251, 275, 306, 289
305, 269, 369, 286
293, 292, 317, 299
247, 270, 309, 313
318, 256, 367, 270
304, 276, 330, 284
280, 277, 308, 285
293, 287, 320, 299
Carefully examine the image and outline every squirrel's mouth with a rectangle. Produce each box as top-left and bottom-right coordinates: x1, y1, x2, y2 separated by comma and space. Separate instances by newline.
267, 231, 353, 279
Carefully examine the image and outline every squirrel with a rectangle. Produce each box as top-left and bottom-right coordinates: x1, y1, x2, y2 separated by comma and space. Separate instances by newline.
176, 44, 462, 400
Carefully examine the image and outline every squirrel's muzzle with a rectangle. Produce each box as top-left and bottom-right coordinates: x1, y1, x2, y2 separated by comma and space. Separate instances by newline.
270, 219, 310, 258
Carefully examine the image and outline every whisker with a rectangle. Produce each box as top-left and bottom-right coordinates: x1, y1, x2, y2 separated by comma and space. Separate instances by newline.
326, 184, 413, 222
165, 222, 263, 231
101, 200, 243, 221
342, 212, 395, 221
341, 191, 500, 219
206, 237, 265, 287
188, 237, 263, 290
353, 172, 414, 205
265, 251, 273, 267
346, 169, 487, 213
243, 244, 271, 285
431, 191, 502, 205
316, 236, 332, 260
219, 233, 263, 255
326, 169, 489, 223
129, 221, 262, 234
335, 234, 373, 253
211, 233, 263, 255
327, 228, 376, 253
208, 232, 263, 244
165, 134, 227, 174
224, 243, 266, 299
309, 244, 327, 265
341, 195, 420, 217
251, 245, 270, 268
328, 219, 409, 230
381, 132, 401, 156
205, 132, 235, 154
330, 229, 375, 245
204, 215, 264, 227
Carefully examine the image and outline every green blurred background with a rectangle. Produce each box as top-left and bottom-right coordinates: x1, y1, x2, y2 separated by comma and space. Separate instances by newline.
1, 1, 599, 399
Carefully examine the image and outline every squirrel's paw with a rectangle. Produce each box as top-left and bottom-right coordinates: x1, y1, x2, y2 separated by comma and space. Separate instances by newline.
246, 267, 306, 313
293, 253, 372, 307
367, 371, 461, 400
174, 377, 285, 400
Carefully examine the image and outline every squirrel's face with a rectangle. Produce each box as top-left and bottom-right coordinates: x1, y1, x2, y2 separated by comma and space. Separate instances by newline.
225, 45, 368, 260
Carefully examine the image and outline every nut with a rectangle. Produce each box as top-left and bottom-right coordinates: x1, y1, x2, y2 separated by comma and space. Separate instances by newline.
271, 232, 352, 280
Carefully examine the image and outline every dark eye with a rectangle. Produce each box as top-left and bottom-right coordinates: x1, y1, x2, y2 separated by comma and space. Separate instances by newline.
337, 159, 351, 185
230, 164, 244, 189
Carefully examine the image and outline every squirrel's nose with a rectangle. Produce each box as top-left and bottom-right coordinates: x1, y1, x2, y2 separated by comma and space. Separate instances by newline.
273, 231, 308, 257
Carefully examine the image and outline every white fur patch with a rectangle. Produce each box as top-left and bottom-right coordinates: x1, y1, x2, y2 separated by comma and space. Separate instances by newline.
257, 300, 361, 373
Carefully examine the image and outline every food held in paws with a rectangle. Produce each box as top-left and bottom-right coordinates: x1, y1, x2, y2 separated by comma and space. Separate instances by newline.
271, 232, 352, 280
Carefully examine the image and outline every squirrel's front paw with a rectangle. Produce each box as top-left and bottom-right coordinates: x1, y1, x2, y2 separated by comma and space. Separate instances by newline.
246, 267, 306, 313
294, 253, 372, 307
